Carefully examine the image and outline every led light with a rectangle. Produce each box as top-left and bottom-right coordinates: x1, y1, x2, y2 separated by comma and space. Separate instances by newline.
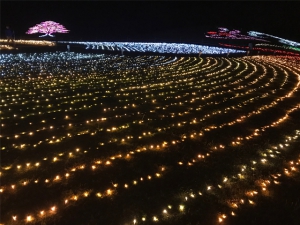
26, 21, 69, 37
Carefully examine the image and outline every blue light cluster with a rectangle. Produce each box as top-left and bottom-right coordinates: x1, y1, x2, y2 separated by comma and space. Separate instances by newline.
58, 41, 246, 54
0, 52, 174, 77
248, 31, 300, 47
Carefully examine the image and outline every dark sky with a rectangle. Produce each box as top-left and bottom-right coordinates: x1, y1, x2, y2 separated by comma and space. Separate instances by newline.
1, 1, 300, 43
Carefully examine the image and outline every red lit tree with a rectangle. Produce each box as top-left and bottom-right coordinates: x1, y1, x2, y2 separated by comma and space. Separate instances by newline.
26, 21, 69, 37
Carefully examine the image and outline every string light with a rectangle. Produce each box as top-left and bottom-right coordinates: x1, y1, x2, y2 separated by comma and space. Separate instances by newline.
206, 27, 268, 41
0, 39, 55, 46
248, 31, 300, 47
1, 53, 300, 225
58, 41, 246, 54
26, 21, 69, 37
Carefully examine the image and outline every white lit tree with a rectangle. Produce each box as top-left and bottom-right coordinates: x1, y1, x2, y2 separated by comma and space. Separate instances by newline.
26, 21, 69, 37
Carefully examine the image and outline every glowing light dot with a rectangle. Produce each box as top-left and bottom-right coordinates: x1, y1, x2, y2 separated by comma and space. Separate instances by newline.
179, 205, 184, 211
26, 215, 32, 222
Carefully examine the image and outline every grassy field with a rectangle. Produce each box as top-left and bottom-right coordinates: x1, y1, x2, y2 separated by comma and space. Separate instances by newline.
1, 53, 300, 225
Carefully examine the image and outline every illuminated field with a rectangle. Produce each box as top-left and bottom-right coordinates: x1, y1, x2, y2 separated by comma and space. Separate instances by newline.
1, 53, 300, 225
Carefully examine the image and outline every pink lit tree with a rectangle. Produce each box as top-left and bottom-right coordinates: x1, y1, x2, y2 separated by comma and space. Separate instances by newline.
26, 21, 69, 37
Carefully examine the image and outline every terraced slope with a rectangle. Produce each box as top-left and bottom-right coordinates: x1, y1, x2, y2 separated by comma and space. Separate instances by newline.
1, 54, 300, 225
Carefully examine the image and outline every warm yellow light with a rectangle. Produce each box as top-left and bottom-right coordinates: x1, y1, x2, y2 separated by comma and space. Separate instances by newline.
26, 215, 33, 222
179, 205, 184, 211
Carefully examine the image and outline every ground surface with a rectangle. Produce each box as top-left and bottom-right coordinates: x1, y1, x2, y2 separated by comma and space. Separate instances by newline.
1, 53, 300, 225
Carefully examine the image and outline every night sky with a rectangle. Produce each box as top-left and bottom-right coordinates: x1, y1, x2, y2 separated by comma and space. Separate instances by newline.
1, 1, 300, 43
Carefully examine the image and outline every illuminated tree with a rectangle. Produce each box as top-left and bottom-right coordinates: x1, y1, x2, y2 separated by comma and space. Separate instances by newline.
26, 21, 69, 37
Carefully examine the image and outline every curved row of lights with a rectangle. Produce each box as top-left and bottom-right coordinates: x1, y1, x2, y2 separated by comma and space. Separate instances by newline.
1, 54, 299, 224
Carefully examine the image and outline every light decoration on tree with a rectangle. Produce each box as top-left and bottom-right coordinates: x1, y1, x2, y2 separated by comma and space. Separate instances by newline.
206, 27, 268, 41
26, 21, 69, 37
